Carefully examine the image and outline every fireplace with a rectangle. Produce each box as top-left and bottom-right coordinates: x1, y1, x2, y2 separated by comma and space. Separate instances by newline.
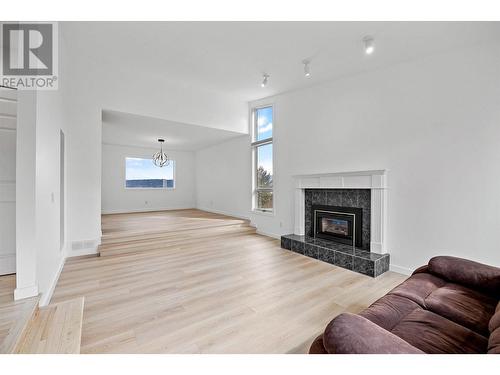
281, 171, 390, 277
312, 205, 363, 248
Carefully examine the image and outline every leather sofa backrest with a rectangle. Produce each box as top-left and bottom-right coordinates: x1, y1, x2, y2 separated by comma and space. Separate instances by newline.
428, 256, 500, 298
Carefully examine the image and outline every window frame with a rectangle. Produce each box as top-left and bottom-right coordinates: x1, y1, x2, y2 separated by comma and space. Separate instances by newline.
251, 104, 274, 214
124, 157, 176, 190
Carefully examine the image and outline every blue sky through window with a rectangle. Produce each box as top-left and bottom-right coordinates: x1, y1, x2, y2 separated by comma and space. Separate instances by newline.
125, 157, 174, 180
256, 106, 273, 141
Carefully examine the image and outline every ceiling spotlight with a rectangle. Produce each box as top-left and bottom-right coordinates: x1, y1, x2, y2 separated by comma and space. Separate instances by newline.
303, 60, 311, 78
261, 74, 269, 88
363, 36, 375, 55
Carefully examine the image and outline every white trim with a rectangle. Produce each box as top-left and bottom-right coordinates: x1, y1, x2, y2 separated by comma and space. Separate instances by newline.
0, 97, 17, 103
389, 263, 413, 276
0, 113, 16, 119
123, 187, 176, 191
252, 209, 275, 217
197, 207, 250, 221
101, 206, 195, 215
0, 254, 16, 275
293, 169, 387, 189
39, 256, 66, 307
14, 284, 39, 300
0, 179, 16, 202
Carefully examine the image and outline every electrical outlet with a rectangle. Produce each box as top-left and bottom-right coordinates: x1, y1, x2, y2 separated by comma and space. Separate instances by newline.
145, 200, 148, 205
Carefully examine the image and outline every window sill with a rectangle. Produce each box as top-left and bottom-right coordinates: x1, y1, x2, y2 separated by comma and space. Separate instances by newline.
252, 209, 275, 217
124, 187, 176, 190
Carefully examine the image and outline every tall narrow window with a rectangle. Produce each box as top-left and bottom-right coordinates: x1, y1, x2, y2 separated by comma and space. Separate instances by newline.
252, 106, 273, 212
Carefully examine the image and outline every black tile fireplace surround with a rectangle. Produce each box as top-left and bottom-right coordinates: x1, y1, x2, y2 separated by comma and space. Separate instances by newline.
306, 189, 371, 250
280, 188, 390, 277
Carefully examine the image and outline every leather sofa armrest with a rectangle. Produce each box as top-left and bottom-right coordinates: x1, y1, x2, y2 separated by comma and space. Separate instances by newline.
309, 335, 328, 354
428, 256, 500, 298
323, 313, 423, 354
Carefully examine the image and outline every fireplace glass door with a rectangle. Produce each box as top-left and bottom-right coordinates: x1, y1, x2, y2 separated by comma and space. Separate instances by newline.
314, 210, 355, 245
311, 204, 363, 248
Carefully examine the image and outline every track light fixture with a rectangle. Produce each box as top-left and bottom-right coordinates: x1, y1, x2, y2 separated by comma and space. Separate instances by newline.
303, 60, 311, 78
363, 36, 375, 55
261, 73, 269, 88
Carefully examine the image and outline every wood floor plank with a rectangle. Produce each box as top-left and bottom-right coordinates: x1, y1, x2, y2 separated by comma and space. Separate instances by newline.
51, 209, 407, 353
0, 275, 40, 354
16, 297, 84, 354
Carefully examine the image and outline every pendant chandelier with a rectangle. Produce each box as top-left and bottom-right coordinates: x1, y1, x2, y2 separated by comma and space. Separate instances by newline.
152, 138, 169, 167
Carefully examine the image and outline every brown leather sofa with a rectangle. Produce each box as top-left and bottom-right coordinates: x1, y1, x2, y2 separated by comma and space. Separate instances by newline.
310, 256, 500, 354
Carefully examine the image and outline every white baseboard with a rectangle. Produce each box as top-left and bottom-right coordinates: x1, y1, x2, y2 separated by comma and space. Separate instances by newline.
0, 253, 15, 275
197, 207, 250, 221
39, 256, 66, 307
68, 246, 99, 258
256, 229, 281, 240
14, 284, 39, 300
389, 264, 413, 276
101, 206, 195, 215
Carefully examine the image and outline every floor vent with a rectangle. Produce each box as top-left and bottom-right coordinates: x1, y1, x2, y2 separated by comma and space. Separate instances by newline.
72, 239, 98, 251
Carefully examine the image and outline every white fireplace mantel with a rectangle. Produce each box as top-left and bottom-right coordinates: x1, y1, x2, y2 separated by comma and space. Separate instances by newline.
293, 170, 388, 254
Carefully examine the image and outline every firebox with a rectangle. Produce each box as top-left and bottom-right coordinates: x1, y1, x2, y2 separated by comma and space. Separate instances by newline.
312, 205, 363, 248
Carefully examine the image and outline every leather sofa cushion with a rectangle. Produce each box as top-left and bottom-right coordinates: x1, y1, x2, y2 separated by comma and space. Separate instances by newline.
425, 283, 497, 337
389, 273, 446, 307
360, 294, 420, 331
386, 272, 496, 337
391, 309, 488, 354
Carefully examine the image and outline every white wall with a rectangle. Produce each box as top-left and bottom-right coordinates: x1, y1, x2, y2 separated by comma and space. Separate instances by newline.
15, 90, 38, 299
102, 143, 196, 214
204, 42, 500, 273
60, 22, 248, 252
27, 24, 499, 296
34, 87, 68, 305
15, 34, 69, 304
195, 135, 251, 219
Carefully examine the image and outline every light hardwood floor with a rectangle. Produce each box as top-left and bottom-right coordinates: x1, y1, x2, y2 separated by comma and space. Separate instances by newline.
51, 209, 407, 353
0, 274, 40, 353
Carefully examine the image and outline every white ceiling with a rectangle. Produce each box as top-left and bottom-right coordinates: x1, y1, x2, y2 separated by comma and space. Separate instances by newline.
63, 21, 500, 101
74, 22, 500, 150
102, 109, 245, 151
